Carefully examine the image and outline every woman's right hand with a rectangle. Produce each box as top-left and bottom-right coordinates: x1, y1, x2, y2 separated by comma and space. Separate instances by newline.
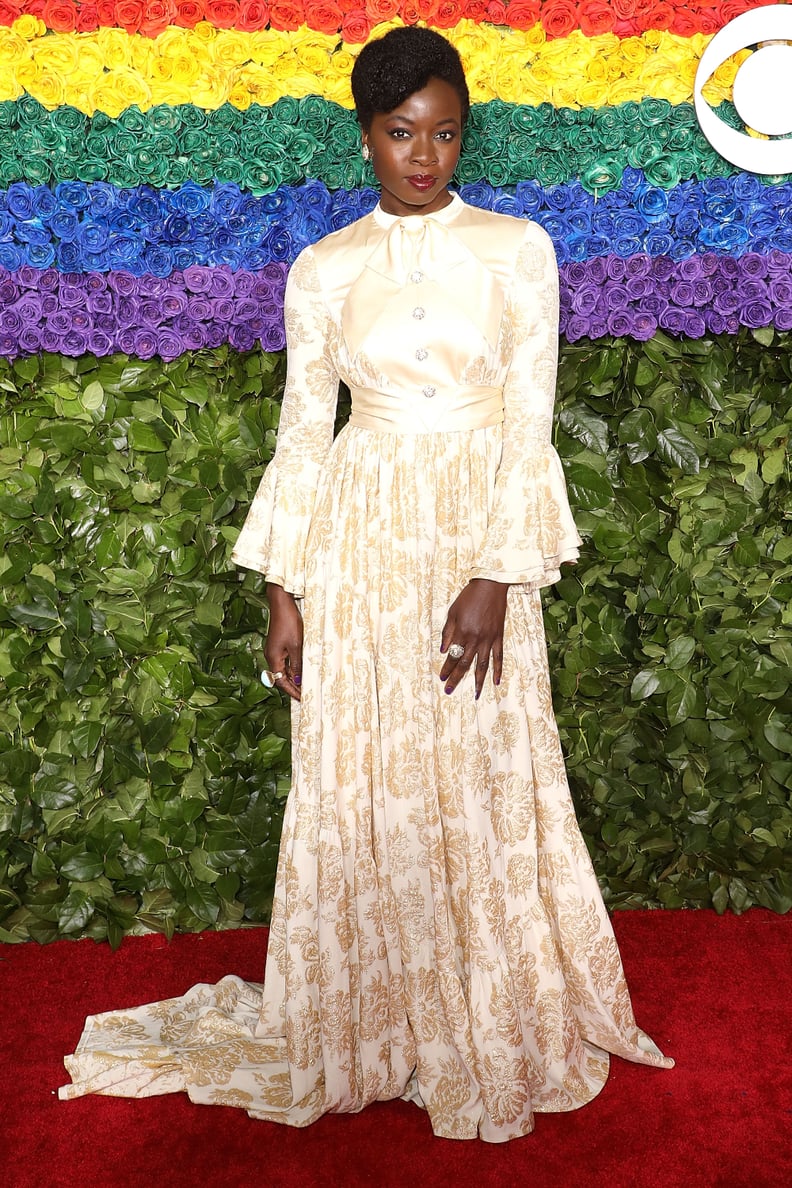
264, 583, 303, 702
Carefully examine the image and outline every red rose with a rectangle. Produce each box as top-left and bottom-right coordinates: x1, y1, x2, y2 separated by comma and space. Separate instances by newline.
504, 1, 539, 31
577, 0, 615, 37
668, 8, 699, 36
718, 0, 756, 23
75, 2, 100, 30
486, 0, 506, 24
0, 0, 23, 22
205, 0, 239, 25
114, 0, 144, 33
341, 7, 370, 40
139, 0, 177, 34
433, 0, 461, 27
96, 0, 118, 23
608, 0, 636, 17
636, 1, 674, 32
238, 0, 269, 28
26, 0, 46, 15
41, 0, 78, 31
364, 0, 398, 21
304, 0, 342, 33
413, 0, 437, 19
172, 0, 204, 25
269, 0, 305, 28
401, 0, 419, 23
461, 0, 487, 21
541, 0, 579, 40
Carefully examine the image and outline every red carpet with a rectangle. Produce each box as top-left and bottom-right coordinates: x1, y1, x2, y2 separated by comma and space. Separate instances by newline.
2, 910, 790, 1188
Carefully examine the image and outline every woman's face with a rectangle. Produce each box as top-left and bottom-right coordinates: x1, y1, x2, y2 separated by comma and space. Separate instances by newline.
362, 77, 463, 218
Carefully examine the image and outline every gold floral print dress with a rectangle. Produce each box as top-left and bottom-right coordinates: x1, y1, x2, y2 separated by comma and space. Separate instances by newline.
60, 195, 672, 1142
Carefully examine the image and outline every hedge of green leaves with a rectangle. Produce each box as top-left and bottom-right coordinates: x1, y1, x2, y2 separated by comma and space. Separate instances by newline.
0, 330, 790, 945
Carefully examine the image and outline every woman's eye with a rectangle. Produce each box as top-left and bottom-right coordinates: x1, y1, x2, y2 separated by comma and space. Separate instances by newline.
388, 129, 410, 139
436, 131, 456, 142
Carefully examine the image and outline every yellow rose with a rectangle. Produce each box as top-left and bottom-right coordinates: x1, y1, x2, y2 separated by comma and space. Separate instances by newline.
324, 74, 353, 107
577, 80, 609, 108
0, 28, 30, 69
227, 79, 254, 111
157, 47, 202, 87
11, 15, 45, 40
620, 37, 648, 68
88, 68, 152, 119
149, 79, 195, 107
27, 67, 65, 109
248, 30, 291, 68
69, 41, 105, 82
606, 77, 644, 105
190, 68, 231, 109
192, 21, 218, 46
210, 30, 253, 69
33, 37, 80, 78
240, 64, 282, 108
95, 28, 132, 71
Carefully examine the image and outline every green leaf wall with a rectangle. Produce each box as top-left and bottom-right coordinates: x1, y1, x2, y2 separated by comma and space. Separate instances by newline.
1, 330, 790, 944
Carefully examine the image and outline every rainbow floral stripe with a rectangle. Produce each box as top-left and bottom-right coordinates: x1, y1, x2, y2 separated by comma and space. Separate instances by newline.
1, 7, 790, 357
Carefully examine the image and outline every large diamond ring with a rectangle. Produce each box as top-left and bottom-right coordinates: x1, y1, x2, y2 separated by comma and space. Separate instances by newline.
260, 669, 284, 688
448, 643, 464, 660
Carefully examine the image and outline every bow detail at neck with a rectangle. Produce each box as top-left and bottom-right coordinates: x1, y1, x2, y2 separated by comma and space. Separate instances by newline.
341, 213, 505, 360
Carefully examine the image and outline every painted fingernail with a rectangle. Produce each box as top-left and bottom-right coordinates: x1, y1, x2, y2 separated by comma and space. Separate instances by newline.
445, 685, 453, 694
294, 674, 301, 686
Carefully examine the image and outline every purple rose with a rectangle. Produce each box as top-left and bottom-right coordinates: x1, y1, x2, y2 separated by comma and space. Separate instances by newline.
18, 326, 42, 352
87, 329, 113, 355
183, 266, 213, 294
117, 328, 137, 354
87, 292, 113, 315
133, 329, 158, 359
41, 294, 59, 316
214, 298, 235, 323
670, 281, 695, 307
769, 279, 792, 306
659, 307, 688, 335
16, 265, 39, 288
606, 256, 626, 281
108, 272, 138, 297
766, 250, 791, 276
626, 277, 652, 299
714, 290, 740, 315
624, 254, 652, 279
0, 279, 19, 304
229, 324, 257, 351
208, 268, 235, 299
61, 328, 88, 356
138, 274, 171, 298
232, 298, 259, 324
562, 314, 591, 342
0, 331, 18, 356
38, 269, 60, 292
565, 262, 589, 289
40, 327, 62, 352
260, 322, 286, 351
156, 328, 184, 361
234, 272, 256, 297
204, 323, 226, 349
571, 285, 600, 317
739, 300, 772, 328
607, 310, 634, 337
187, 296, 212, 322
740, 253, 769, 280
652, 257, 675, 281
86, 273, 108, 294
775, 307, 792, 330
59, 285, 85, 308
682, 313, 706, 337
117, 297, 139, 329
631, 312, 658, 341
718, 257, 740, 280
604, 282, 630, 311
692, 280, 713, 307
138, 299, 162, 329
47, 312, 71, 335
677, 256, 703, 281
161, 292, 187, 318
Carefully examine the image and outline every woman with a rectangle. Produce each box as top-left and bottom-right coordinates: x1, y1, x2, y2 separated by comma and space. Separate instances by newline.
61, 27, 672, 1142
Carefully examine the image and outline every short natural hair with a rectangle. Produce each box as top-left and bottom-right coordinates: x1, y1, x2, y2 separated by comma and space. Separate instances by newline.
351, 27, 470, 132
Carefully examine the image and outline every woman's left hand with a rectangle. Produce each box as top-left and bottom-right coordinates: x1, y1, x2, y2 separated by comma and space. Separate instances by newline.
439, 578, 509, 698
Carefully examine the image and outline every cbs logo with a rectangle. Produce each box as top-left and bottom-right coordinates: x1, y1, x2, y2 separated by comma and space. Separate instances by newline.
694, 4, 792, 174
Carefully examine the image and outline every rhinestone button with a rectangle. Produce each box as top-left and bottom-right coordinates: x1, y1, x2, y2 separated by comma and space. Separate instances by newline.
412, 306, 425, 320
423, 385, 436, 399
415, 348, 428, 361
410, 270, 424, 284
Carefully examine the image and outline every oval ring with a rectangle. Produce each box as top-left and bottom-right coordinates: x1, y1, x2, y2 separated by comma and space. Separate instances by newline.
448, 643, 465, 660
260, 669, 284, 688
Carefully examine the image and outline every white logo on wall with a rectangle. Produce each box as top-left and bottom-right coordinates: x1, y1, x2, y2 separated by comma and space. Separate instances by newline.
694, 4, 792, 174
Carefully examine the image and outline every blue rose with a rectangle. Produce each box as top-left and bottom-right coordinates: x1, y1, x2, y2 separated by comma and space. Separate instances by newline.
26, 242, 56, 268
674, 210, 700, 237
55, 181, 90, 210
142, 245, 176, 277
14, 222, 51, 246
169, 181, 211, 216
458, 182, 495, 211
210, 182, 244, 220
699, 224, 749, 252
88, 182, 118, 219
32, 188, 59, 220
635, 186, 669, 221
77, 222, 110, 253
56, 242, 82, 270
643, 230, 675, 256
513, 181, 544, 218
6, 182, 34, 220
50, 209, 80, 242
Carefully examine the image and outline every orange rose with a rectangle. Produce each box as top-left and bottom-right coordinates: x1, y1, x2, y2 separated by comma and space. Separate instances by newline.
140, 0, 177, 34
96, 0, 119, 22
341, 7, 371, 40
505, 1, 539, 31
41, 0, 78, 31
401, 0, 419, 23
668, 7, 701, 36
269, 0, 305, 28
172, 0, 205, 24
238, 0, 270, 29
364, 0, 398, 22
461, 0, 487, 22
414, 0, 437, 19
75, 2, 100, 30
433, 0, 462, 28
541, 0, 579, 39
305, 0, 343, 33
577, 0, 615, 37
205, 0, 240, 25
486, 0, 506, 23
114, 0, 144, 32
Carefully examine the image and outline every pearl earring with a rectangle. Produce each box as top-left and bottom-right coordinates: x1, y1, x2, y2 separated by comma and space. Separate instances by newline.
362, 144, 371, 162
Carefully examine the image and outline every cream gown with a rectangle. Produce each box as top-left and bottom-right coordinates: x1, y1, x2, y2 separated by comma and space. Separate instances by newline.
60, 195, 672, 1142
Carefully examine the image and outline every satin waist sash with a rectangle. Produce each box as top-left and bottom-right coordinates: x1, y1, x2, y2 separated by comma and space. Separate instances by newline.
348, 385, 504, 434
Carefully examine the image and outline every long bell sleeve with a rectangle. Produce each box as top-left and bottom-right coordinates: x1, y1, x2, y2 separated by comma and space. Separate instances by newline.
231, 247, 340, 594
468, 223, 581, 588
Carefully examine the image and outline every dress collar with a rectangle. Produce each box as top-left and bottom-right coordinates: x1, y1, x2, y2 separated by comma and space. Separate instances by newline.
371, 192, 464, 231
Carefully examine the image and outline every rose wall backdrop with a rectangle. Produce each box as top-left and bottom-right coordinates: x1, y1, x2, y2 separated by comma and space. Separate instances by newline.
0, 0, 790, 945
